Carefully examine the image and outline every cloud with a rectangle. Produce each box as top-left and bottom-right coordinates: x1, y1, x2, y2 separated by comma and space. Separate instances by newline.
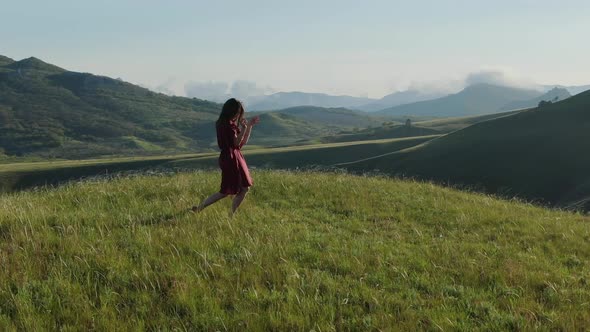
184, 81, 229, 102
464, 68, 537, 89
153, 78, 177, 96
397, 68, 541, 97
184, 80, 274, 103
230, 80, 274, 100
407, 79, 463, 95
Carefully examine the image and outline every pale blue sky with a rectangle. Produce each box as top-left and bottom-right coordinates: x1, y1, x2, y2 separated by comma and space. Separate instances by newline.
1, 0, 589, 98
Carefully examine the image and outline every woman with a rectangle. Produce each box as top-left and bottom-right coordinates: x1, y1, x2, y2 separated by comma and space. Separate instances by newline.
192, 98, 259, 215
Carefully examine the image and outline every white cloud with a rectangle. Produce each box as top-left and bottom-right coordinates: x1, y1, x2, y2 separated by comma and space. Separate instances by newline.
184, 81, 229, 102
464, 68, 538, 90
230, 80, 274, 100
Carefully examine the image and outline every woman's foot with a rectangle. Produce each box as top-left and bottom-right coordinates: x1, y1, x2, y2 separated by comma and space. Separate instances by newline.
191, 205, 202, 213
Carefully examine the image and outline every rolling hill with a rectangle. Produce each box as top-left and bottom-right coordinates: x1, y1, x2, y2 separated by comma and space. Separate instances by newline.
253, 106, 387, 128
376, 83, 542, 117
319, 124, 440, 143
0, 56, 384, 159
0, 56, 222, 158
343, 89, 590, 211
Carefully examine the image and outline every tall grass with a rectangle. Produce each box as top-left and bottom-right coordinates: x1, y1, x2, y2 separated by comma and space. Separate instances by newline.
0, 170, 588, 330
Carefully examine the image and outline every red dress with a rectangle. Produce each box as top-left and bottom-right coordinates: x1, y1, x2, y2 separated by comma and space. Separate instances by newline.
217, 120, 253, 195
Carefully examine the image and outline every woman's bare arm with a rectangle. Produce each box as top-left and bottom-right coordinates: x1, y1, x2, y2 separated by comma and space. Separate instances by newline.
237, 116, 259, 149
238, 125, 253, 149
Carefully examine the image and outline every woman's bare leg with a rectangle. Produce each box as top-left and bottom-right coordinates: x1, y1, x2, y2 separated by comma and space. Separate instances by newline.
231, 187, 250, 215
193, 192, 227, 212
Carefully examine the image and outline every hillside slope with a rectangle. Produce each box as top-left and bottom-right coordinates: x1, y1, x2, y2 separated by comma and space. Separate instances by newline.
500, 87, 571, 111
377, 84, 541, 117
344, 90, 590, 210
0, 171, 588, 330
0, 56, 221, 158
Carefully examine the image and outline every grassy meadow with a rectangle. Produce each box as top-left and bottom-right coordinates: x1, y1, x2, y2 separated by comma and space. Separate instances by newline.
0, 170, 589, 330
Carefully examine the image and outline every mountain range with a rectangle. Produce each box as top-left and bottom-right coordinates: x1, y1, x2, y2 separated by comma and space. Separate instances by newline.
240, 84, 587, 114
376, 83, 553, 117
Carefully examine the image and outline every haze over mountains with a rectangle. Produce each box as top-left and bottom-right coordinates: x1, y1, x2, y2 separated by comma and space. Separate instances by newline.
376, 84, 566, 117
191, 78, 587, 113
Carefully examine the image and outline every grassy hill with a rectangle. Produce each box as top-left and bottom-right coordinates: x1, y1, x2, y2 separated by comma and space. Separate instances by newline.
0, 56, 223, 158
0, 55, 15, 66
256, 106, 387, 128
413, 110, 523, 132
319, 110, 525, 144
342, 90, 590, 211
0, 170, 588, 330
320, 124, 440, 143
377, 83, 541, 117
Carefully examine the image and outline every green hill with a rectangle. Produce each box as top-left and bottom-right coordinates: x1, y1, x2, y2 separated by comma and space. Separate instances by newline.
414, 110, 523, 132
0, 56, 223, 158
0, 55, 15, 66
342, 90, 590, 211
320, 124, 440, 143
377, 83, 541, 117
0, 170, 588, 330
320, 110, 526, 144
0, 56, 394, 159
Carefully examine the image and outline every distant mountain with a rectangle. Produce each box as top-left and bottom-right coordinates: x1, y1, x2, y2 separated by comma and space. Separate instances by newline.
262, 106, 386, 128
344, 89, 590, 211
541, 84, 590, 96
355, 90, 447, 112
247, 92, 376, 111
376, 83, 542, 117
567, 85, 590, 95
500, 87, 571, 111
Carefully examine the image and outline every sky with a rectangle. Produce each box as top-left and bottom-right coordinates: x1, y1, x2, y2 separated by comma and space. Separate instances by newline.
1, 0, 589, 99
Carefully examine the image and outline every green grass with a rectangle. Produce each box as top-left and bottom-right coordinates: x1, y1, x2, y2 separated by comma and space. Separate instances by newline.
0, 170, 588, 330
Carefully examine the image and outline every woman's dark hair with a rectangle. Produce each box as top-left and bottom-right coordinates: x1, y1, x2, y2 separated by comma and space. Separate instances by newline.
217, 98, 244, 127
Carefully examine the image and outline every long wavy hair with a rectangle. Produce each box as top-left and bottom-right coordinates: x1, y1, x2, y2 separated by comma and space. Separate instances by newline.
216, 98, 244, 128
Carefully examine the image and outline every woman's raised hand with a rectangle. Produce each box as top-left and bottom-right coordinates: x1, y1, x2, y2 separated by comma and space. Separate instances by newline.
248, 116, 260, 126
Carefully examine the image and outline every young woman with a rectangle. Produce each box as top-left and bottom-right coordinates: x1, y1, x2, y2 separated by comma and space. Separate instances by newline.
192, 98, 260, 215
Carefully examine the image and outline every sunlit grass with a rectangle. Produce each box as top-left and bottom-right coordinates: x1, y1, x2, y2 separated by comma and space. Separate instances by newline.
0, 170, 588, 330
